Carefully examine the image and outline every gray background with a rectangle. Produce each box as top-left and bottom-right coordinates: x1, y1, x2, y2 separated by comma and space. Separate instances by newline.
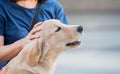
55, 0, 120, 74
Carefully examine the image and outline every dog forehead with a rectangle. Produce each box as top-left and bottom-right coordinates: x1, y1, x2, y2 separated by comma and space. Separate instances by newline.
44, 19, 62, 26
37, 19, 63, 30
45, 19, 60, 23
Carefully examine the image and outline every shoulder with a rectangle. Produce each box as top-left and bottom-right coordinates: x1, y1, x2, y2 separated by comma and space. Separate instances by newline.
0, 0, 8, 6
0, 0, 8, 18
0, 0, 14, 21
0, 0, 5, 3
43, 0, 62, 9
0, 0, 10, 11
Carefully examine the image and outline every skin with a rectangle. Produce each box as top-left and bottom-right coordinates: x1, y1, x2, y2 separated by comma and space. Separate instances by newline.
16, 0, 38, 9
0, 0, 41, 63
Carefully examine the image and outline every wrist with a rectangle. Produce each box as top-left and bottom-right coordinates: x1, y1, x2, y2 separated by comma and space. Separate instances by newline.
13, 39, 24, 50
15, 38, 31, 48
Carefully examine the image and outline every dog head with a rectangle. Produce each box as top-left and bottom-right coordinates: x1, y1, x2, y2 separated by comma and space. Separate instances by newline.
38, 19, 83, 50
26, 19, 83, 66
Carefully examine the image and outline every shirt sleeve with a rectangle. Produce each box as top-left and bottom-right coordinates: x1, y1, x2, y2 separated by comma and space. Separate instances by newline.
0, 16, 5, 36
54, 1, 68, 24
0, 3, 5, 36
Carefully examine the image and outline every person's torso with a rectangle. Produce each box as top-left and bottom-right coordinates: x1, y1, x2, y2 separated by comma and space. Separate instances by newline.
0, 0, 66, 68
1, 0, 57, 45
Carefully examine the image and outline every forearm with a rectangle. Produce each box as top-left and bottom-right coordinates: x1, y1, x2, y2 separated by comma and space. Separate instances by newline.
0, 39, 23, 63
0, 22, 42, 63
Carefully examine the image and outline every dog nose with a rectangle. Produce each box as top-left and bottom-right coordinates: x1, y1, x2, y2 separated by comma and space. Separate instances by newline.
77, 26, 83, 33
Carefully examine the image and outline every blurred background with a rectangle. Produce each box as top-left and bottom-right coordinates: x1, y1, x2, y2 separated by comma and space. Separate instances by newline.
55, 0, 120, 74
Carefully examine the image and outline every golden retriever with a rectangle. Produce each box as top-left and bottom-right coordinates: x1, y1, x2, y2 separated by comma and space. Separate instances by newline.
0, 19, 83, 74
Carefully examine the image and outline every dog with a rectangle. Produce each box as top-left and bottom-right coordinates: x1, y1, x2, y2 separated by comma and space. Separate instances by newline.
0, 19, 83, 74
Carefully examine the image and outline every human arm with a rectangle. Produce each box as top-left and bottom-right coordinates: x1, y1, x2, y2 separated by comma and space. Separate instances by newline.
0, 36, 24, 63
0, 23, 42, 63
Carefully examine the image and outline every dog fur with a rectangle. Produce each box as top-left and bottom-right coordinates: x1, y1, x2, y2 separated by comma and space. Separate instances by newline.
0, 19, 83, 74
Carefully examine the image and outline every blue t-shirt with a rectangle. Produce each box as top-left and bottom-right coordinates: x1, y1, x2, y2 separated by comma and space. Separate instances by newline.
0, 0, 68, 68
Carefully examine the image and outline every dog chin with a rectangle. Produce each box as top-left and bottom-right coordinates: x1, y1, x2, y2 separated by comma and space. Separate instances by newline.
66, 40, 81, 47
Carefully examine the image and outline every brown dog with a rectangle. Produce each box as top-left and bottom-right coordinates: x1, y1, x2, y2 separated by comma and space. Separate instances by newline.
1, 19, 83, 74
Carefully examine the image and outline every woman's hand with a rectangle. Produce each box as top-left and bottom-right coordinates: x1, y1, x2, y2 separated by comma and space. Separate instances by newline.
17, 22, 43, 48
27, 22, 43, 40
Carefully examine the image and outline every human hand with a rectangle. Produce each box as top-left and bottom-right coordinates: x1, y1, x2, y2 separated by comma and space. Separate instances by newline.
26, 22, 43, 40
18, 22, 43, 47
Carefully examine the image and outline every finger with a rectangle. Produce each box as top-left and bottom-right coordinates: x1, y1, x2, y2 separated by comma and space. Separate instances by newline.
33, 22, 43, 28
29, 35, 40, 40
30, 28, 41, 35
29, 22, 43, 34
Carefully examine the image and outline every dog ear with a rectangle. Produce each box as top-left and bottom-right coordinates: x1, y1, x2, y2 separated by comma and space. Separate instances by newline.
26, 39, 42, 67
26, 38, 49, 66
39, 40, 49, 62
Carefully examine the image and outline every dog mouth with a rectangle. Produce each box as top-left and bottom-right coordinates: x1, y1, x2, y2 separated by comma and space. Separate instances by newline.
66, 41, 81, 46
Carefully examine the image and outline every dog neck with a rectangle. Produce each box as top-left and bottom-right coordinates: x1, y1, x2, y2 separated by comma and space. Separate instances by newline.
15, 40, 62, 74
39, 50, 61, 74
2, 38, 62, 74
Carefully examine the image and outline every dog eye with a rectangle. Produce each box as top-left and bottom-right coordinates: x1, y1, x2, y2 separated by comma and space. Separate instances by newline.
55, 27, 61, 32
